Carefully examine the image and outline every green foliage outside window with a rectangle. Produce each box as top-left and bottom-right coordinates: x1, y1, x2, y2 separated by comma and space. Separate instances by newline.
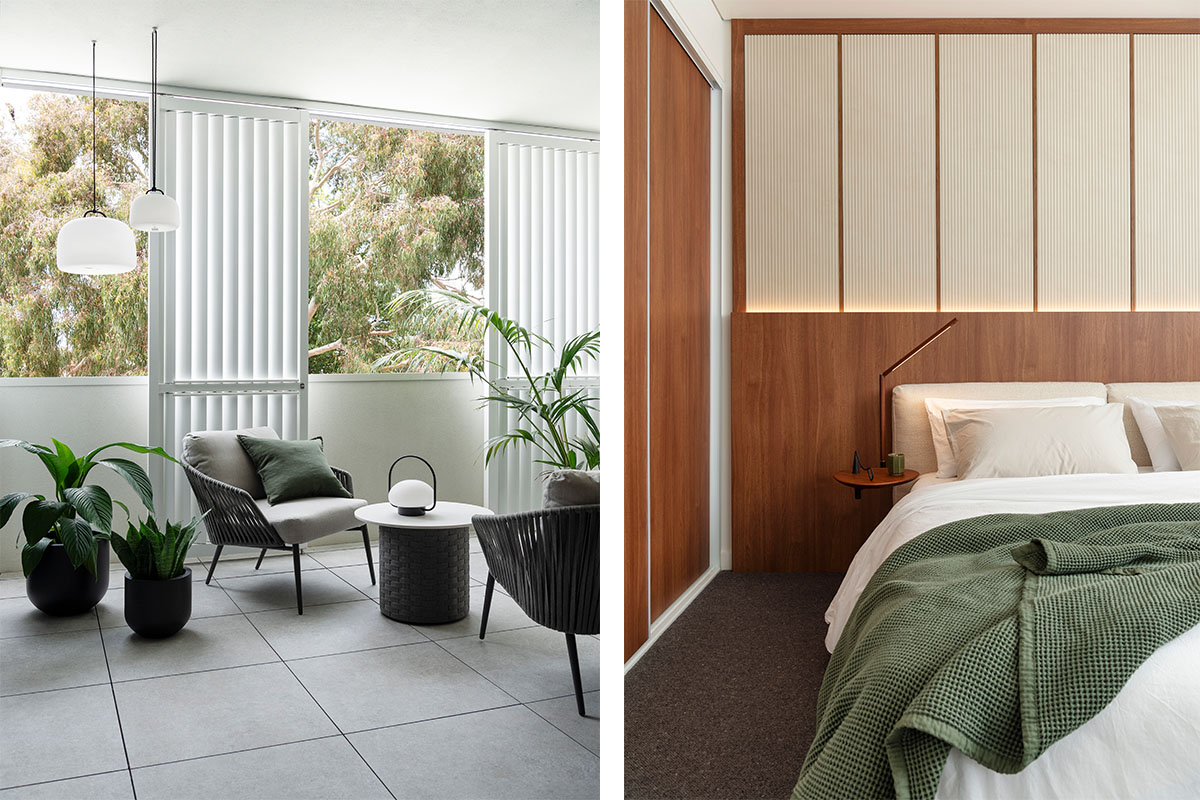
0, 90, 484, 377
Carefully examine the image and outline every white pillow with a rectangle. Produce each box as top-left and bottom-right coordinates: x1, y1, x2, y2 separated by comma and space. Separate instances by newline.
1154, 406, 1200, 471
943, 404, 1137, 480
924, 396, 1105, 478
1126, 396, 1200, 472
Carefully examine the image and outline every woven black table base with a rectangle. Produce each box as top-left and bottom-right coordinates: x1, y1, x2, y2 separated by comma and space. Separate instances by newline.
378, 525, 470, 624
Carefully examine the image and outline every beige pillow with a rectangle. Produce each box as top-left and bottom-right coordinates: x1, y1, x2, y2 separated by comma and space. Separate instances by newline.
924, 396, 1105, 478
1154, 406, 1200, 471
944, 404, 1137, 480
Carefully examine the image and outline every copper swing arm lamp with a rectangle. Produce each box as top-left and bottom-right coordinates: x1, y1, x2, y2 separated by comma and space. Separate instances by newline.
878, 317, 959, 467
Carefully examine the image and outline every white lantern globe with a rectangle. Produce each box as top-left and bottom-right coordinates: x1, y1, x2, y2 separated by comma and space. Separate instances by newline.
130, 191, 180, 232
387, 455, 438, 516
56, 216, 137, 275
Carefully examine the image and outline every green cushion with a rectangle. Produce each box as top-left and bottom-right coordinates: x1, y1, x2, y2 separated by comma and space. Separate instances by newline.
236, 436, 352, 505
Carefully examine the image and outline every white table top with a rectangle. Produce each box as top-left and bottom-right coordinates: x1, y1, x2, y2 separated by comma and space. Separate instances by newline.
354, 501, 492, 529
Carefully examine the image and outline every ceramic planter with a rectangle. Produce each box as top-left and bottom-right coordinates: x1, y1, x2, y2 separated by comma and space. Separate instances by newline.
123, 568, 192, 638
25, 540, 110, 616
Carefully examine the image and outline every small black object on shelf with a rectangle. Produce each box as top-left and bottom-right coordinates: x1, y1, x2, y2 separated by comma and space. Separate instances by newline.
851, 450, 874, 481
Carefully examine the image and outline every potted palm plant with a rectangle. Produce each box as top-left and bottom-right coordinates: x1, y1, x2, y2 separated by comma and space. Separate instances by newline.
110, 515, 203, 638
376, 289, 599, 472
0, 438, 176, 615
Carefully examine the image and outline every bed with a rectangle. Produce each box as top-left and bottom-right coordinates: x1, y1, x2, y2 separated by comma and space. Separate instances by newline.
804, 381, 1200, 800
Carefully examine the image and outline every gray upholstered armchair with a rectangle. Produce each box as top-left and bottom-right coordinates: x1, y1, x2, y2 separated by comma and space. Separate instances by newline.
181, 427, 372, 614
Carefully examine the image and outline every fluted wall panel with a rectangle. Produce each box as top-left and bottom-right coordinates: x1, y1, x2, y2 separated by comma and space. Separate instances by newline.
842, 35, 937, 312
744, 35, 839, 311
940, 35, 1034, 311
1134, 34, 1200, 310
1036, 34, 1131, 311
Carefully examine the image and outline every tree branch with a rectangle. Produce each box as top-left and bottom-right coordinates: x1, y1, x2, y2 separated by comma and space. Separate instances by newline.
308, 339, 342, 358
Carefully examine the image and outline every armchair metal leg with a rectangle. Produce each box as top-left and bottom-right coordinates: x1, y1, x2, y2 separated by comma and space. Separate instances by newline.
255, 549, 268, 570
293, 544, 304, 615
205, 545, 224, 585
361, 527, 376, 586
480, 574, 495, 639
565, 633, 585, 717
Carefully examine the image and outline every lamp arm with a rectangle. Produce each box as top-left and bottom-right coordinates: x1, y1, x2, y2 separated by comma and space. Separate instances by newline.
878, 317, 959, 466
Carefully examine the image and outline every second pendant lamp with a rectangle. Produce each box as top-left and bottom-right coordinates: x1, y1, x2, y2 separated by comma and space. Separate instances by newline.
129, 27, 179, 233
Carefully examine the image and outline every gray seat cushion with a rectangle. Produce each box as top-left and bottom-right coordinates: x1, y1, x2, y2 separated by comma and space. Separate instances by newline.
543, 469, 600, 509
254, 496, 368, 544
182, 426, 279, 499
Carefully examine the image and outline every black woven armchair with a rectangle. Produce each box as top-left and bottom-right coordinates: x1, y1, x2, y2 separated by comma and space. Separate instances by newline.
471, 504, 599, 716
183, 457, 373, 615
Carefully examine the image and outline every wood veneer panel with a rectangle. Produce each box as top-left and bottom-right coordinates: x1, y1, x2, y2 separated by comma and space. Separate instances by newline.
648, 7, 710, 620
737, 19, 1200, 35
731, 311, 1200, 572
624, 0, 649, 662
732, 20, 747, 313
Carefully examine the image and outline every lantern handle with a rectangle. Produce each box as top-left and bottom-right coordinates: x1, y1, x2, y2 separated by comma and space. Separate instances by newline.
388, 454, 437, 512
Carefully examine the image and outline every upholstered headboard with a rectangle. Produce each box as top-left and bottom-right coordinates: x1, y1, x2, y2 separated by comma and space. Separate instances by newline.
891, 382, 1108, 498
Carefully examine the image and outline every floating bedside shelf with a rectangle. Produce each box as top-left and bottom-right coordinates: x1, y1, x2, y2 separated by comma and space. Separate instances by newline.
833, 469, 919, 500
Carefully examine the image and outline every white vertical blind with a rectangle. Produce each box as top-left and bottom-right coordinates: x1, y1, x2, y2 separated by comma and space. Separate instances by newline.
150, 98, 308, 524
484, 131, 600, 514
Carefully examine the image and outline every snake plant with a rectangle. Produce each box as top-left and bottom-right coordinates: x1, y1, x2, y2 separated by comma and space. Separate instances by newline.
110, 515, 204, 581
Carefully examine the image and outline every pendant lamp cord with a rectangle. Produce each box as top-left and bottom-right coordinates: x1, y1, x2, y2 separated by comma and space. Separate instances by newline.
148, 28, 160, 194
84, 41, 105, 218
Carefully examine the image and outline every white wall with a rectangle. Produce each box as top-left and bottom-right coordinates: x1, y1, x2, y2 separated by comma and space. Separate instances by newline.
0, 375, 486, 575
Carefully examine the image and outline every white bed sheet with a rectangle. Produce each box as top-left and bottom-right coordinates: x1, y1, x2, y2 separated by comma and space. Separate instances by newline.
824, 471, 1200, 800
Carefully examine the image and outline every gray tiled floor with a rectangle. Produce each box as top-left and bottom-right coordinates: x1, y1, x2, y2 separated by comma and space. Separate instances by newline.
0, 540, 599, 798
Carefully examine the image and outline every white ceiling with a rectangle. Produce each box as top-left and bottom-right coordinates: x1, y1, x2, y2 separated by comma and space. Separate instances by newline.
0, 0, 600, 132
713, 0, 1200, 18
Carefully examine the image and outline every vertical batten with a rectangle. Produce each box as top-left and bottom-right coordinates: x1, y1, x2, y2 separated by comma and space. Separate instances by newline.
842, 34, 937, 312
940, 35, 1035, 311
744, 34, 839, 311
1134, 34, 1200, 310
191, 114, 208, 381
1037, 34, 1131, 311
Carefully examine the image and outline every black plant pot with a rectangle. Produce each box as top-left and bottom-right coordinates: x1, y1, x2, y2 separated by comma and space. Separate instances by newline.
124, 568, 192, 638
26, 540, 110, 616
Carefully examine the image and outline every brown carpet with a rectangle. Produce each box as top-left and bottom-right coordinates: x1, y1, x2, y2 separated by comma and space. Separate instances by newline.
624, 572, 844, 800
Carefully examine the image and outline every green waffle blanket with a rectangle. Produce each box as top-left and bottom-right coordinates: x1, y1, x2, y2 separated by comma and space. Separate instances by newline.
793, 503, 1200, 800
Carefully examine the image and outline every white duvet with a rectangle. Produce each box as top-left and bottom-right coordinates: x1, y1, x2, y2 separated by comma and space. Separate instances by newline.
824, 471, 1200, 800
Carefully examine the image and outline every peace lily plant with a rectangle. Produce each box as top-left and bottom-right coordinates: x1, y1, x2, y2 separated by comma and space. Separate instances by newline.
0, 438, 177, 577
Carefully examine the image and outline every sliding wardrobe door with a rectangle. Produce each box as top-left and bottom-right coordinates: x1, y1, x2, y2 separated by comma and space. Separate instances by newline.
647, 10, 711, 620
624, 2, 713, 659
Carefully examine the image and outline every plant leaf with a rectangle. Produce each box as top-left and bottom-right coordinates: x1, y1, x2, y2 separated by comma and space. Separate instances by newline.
0, 492, 41, 529
64, 486, 114, 534
21, 538, 51, 577
22, 500, 69, 544
56, 517, 96, 574
92, 458, 155, 510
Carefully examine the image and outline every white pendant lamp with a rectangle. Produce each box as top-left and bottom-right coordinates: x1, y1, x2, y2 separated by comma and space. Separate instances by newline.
130, 28, 179, 232
57, 41, 137, 275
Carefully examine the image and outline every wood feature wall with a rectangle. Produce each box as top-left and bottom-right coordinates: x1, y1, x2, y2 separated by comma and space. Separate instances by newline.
625, 3, 712, 659
732, 311, 1200, 572
732, 18, 1200, 314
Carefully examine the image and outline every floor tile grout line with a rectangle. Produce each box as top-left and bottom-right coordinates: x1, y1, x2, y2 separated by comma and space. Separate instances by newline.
339, 701, 527, 737
427, 635, 525, 706
524, 698, 601, 757
94, 612, 137, 800
0, 767, 132, 793
126, 733, 347, 772
237, 601, 398, 800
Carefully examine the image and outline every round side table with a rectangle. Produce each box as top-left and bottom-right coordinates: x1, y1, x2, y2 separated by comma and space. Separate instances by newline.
354, 501, 492, 624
